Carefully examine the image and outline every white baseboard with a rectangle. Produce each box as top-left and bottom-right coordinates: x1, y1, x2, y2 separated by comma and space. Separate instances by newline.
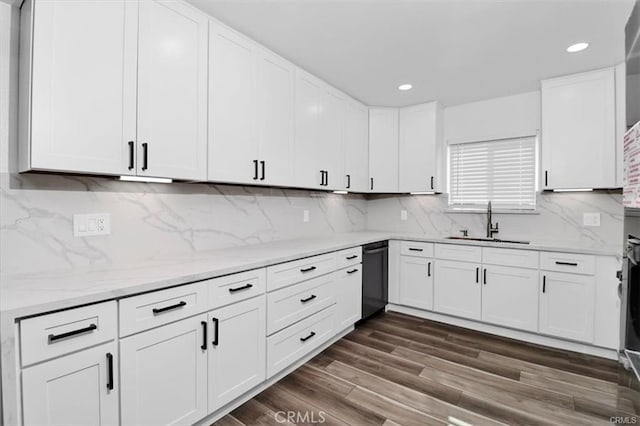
386, 304, 618, 360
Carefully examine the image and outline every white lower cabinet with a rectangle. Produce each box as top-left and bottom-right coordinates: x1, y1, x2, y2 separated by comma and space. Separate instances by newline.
399, 256, 433, 310
120, 314, 208, 426
481, 265, 539, 332
335, 266, 362, 330
539, 271, 595, 343
22, 342, 119, 426
433, 259, 481, 320
208, 296, 266, 413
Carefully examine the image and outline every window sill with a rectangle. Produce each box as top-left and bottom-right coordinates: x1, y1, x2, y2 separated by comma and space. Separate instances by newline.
445, 208, 540, 215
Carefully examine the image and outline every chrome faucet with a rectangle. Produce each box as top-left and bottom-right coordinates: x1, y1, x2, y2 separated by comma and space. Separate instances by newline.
486, 201, 499, 238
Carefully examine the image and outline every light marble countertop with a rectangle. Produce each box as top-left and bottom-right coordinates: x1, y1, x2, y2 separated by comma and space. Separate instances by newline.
0, 231, 622, 321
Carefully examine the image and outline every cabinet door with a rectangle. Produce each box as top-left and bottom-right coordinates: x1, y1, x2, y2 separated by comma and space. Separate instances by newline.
345, 101, 369, 192
433, 260, 481, 320
257, 49, 295, 186
136, 0, 208, 180
208, 296, 266, 413
22, 342, 119, 426
335, 266, 362, 330
320, 89, 346, 190
539, 272, 595, 343
294, 69, 323, 189
399, 103, 441, 192
369, 108, 399, 193
399, 256, 433, 310
209, 22, 259, 184
481, 265, 539, 332
120, 315, 208, 426
541, 68, 615, 189
26, 0, 137, 175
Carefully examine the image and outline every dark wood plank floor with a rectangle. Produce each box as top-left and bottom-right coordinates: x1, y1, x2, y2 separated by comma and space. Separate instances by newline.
214, 311, 638, 425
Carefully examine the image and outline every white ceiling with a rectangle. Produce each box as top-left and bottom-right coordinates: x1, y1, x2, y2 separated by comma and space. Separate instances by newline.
186, 0, 635, 107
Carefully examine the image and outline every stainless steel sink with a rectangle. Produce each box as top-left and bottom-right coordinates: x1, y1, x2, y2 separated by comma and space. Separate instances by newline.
446, 236, 530, 245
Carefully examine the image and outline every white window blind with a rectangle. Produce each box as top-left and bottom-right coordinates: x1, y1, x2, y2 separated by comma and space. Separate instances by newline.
448, 136, 537, 210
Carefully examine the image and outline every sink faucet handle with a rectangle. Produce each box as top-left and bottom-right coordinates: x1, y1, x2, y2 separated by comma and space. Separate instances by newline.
460, 229, 469, 237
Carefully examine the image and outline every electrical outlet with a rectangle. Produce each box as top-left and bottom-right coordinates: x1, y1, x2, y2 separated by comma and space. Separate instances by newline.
303, 210, 310, 223
583, 212, 601, 227
74, 213, 111, 236
400, 210, 408, 221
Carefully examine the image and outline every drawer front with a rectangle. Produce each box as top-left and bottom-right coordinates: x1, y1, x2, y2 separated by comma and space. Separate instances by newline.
267, 273, 336, 335
266, 252, 337, 292
21, 301, 117, 367
482, 247, 539, 269
435, 243, 482, 263
400, 241, 434, 258
540, 252, 595, 275
267, 305, 335, 378
336, 246, 362, 269
207, 268, 266, 309
119, 281, 208, 337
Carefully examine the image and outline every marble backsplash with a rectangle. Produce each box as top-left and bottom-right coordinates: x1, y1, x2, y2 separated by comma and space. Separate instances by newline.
367, 191, 624, 255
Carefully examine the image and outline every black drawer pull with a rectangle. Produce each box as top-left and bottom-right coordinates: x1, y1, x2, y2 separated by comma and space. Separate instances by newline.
212, 317, 219, 346
300, 331, 316, 342
229, 283, 253, 293
152, 301, 186, 315
555, 261, 578, 266
347, 268, 358, 274
408, 248, 423, 252
106, 352, 114, 390
201, 321, 207, 350
346, 255, 358, 260
301, 294, 317, 303
48, 323, 97, 343
300, 266, 317, 273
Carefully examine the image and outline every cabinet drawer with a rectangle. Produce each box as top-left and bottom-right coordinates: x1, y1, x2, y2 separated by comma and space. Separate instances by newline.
206, 268, 266, 309
435, 243, 482, 263
540, 252, 595, 275
400, 241, 434, 258
482, 247, 539, 269
119, 282, 207, 337
267, 273, 336, 335
336, 247, 362, 269
267, 252, 336, 292
267, 305, 335, 378
21, 301, 117, 367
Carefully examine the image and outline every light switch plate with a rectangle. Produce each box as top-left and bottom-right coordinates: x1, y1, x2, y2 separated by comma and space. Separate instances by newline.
583, 212, 601, 227
303, 210, 310, 223
74, 213, 111, 236
401, 210, 408, 221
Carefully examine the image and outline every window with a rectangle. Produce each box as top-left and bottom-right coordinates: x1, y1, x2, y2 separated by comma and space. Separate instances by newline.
448, 136, 537, 210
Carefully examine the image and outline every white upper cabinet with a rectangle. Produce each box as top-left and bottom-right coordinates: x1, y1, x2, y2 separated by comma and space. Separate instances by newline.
257, 49, 295, 186
399, 102, 443, 193
320, 89, 347, 190
20, 0, 138, 175
541, 68, 616, 189
369, 108, 399, 193
136, 0, 208, 181
294, 69, 325, 189
344, 100, 369, 192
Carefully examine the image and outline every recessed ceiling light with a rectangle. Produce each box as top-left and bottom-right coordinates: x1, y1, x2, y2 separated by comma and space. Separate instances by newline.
398, 84, 413, 91
566, 42, 589, 53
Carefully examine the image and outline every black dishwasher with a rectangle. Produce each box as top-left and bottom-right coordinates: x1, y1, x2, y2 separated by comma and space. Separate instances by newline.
361, 241, 388, 320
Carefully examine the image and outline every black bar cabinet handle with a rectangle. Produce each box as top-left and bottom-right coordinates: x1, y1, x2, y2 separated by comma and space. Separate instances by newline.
300, 294, 317, 303
141, 143, 148, 171
300, 266, 316, 273
555, 261, 578, 266
229, 283, 253, 293
545, 170, 548, 187
430, 176, 434, 190
106, 352, 114, 390
542, 275, 546, 293
320, 170, 325, 186
476, 267, 479, 283
300, 331, 316, 342
260, 161, 265, 181
370, 177, 374, 190
428, 262, 431, 277
128, 141, 134, 170
347, 268, 358, 274
212, 317, 219, 346
346, 174, 351, 189
152, 300, 186, 315
253, 160, 258, 180
48, 323, 97, 343
408, 248, 423, 252
346, 255, 358, 260
201, 321, 207, 350
483, 268, 487, 285
325, 171, 329, 186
